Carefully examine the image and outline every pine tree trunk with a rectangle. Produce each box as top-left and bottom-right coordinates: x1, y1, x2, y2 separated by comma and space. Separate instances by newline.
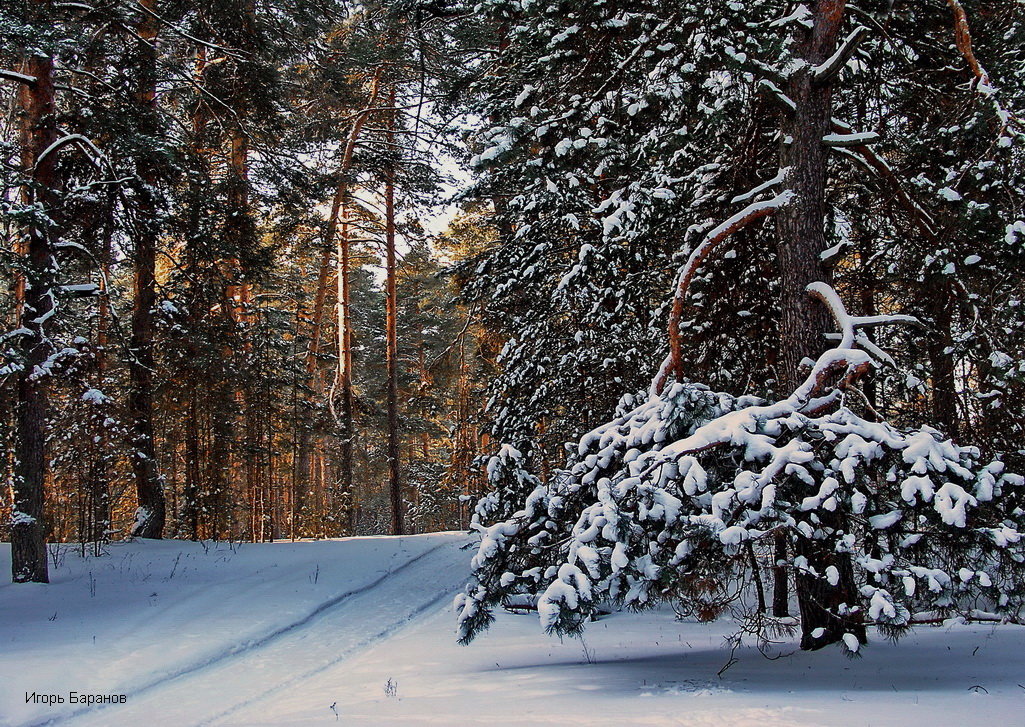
225, 127, 261, 541
182, 41, 209, 540
774, 0, 865, 651
296, 66, 382, 527
385, 86, 404, 536
293, 426, 312, 536
129, 0, 166, 538
293, 243, 334, 532
858, 236, 878, 410
747, 542, 767, 614
337, 216, 355, 528
12, 48, 57, 583
185, 397, 201, 538
88, 191, 114, 546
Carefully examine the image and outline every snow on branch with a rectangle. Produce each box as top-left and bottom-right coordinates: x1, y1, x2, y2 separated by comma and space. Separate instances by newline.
812, 26, 871, 84
806, 282, 855, 347
730, 168, 788, 205
653, 190, 794, 395
661, 282, 922, 460
848, 313, 923, 330
36, 134, 106, 170
806, 283, 920, 343
59, 283, 100, 297
832, 117, 939, 242
768, 4, 814, 30
0, 69, 37, 85
584, 12, 683, 108
757, 79, 795, 112
823, 131, 879, 147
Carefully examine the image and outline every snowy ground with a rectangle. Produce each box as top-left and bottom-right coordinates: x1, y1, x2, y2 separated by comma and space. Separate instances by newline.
2, 533, 1023, 727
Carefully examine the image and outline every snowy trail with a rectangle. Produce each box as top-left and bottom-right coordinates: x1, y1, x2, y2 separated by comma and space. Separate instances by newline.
5, 533, 1025, 727
42, 535, 469, 727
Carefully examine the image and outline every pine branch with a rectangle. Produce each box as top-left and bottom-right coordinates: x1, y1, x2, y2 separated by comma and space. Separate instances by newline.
822, 131, 879, 148
812, 26, 871, 85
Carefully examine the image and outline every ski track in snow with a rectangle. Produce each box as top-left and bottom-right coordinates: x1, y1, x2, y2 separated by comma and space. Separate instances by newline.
27, 537, 466, 727
200, 582, 455, 727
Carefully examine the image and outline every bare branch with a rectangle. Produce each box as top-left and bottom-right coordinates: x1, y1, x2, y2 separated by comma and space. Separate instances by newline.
945, 0, 1022, 138
653, 190, 794, 395
945, 0, 990, 87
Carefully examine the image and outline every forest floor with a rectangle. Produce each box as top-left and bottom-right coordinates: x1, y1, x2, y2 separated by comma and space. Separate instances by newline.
1, 533, 1024, 727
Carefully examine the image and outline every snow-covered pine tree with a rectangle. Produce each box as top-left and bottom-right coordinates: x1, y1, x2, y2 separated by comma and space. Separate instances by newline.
458, 283, 1025, 651
459, 0, 1025, 652
458, 0, 786, 492
826, 2, 1025, 465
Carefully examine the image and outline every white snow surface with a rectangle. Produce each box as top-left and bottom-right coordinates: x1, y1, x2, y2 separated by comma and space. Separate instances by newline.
2, 533, 1024, 726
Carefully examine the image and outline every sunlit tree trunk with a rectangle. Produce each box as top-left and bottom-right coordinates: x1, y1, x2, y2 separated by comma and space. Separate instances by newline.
297, 67, 383, 533
337, 215, 355, 529
385, 85, 404, 536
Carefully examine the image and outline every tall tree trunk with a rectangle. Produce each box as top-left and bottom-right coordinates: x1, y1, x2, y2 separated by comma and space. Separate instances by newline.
385, 85, 404, 536
224, 126, 261, 541
858, 236, 878, 410
129, 0, 167, 538
12, 46, 57, 583
228, 2, 259, 538
87, 190, 115, 547
185, 397, 201, 538
774, 0, 865, 651
181, 41, 209, 540
293, 244, 333, 533
337, 216, 355, 529
295, 66, 383, 523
